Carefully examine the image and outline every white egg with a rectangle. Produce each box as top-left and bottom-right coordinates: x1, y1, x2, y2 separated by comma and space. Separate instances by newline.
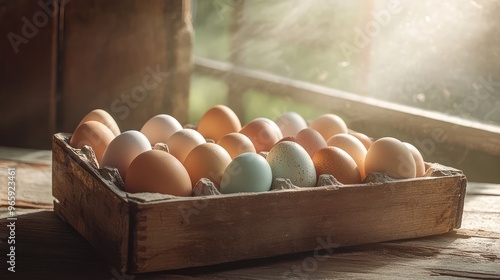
275, 112, 308, 138
101, 130, 152, 180
266, 141, 317, 187
140, 114, 182, 145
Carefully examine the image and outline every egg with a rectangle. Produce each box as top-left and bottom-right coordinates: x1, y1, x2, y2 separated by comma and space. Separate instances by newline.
403, 142, 426, 177
275, 112, 308, 137
70, 121, 115, 166
217, 132, 256, 159
313, 147, 361, 184
266, 141, 317, 187
295, 128, 327, 158
326, 133, 367, 179
349, 130, 372, 150
125, 150, 192, 196
166, 129, 206, 162
197, 105, 241, 142
78, 109, 120, 136
365, 137, 416, 179
183, 143, 232, 188
140, 114, 182, 145
309, 114, 348, 141
254, 117, 283, 139
101, 130, 152, 179
240, 120, 279, 153
220, 153, 273, 194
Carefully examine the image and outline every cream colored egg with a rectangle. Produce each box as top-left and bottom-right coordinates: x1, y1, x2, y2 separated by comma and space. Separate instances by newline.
101, 130, 152, 180
365, 137, 416, 179
266, 141, 317, 187
140, 114, 182, 145
275, 112, 308, 138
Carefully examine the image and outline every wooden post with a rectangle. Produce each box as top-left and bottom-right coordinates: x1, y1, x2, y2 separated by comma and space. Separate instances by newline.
227, 0, 247, 121
58, 0, 193, 133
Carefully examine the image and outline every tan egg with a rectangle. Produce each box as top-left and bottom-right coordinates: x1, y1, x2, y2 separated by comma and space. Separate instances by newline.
217, 132, 256, 159
125, 150, 192, 196
79, 109, 120, 136
166, 129, 206, 163
276, 135, 297, 144
403, 142, 426, 177
140, 114, 182, 145
197, 105, 241, 142
275, 112, 308, 137
183, 143, 232, 188
348, 131, 373, 150
327, 133, 367, 180
309, 114, 348, 141
240, 120, 280, 153
101, 131, 152, 180
295, 128, 327, 158
70, 121, 115, 166
313, 147, 361, 184
365, 137, 416, 179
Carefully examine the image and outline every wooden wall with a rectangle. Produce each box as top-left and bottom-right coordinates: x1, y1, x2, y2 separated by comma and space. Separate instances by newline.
0, 0, 192, 149
0, 0, 58, 149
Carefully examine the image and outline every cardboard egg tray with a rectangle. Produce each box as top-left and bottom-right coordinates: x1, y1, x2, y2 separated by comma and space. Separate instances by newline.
52, 132, 466, 273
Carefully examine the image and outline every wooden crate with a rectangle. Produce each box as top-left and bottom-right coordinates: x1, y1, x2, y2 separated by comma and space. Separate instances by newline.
52, 133, 467, 273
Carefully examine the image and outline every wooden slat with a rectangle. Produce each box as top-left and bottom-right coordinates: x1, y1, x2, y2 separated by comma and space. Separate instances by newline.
51, 134, 129, 271
194, 56, 500, 157
0, 0, 58, 149
129, 174, 465, 272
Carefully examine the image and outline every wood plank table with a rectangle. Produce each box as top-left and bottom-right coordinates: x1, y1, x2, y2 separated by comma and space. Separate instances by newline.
0, 147, 499, 279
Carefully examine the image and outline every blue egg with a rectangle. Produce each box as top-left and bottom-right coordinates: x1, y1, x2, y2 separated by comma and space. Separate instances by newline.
220, 152, 273, 194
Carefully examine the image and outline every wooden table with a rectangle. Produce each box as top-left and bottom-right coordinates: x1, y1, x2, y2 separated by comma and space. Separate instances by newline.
0, 147, 499, 279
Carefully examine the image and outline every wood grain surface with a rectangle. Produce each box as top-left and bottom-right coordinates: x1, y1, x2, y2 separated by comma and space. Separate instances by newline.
0, 149, 499, 279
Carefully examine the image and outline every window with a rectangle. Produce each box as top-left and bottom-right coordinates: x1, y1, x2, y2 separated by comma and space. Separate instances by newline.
190, 0, 500, 183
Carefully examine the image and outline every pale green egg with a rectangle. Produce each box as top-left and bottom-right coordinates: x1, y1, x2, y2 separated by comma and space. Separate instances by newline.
220, 153, 272, 194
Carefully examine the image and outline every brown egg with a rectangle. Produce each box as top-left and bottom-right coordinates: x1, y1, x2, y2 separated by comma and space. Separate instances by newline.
166, 129, 206, 163
197, 105, 241, 142
348, 131, 372, 150
217, 132, 256, 159
295, 128, 327, 158
125, 150, 192, 196
240, 120, 280, 153
183, 143, 232, 188
365, 137, 416, 179
313, 147, 361, 184
70, 121, 115, 166
403, 142, 426, 177
309, 114, 348, 141
78, 109, 120, 136
327, 133, 367, 180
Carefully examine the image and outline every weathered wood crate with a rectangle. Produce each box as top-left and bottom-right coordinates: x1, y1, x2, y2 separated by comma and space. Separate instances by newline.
52, 133, 467, 273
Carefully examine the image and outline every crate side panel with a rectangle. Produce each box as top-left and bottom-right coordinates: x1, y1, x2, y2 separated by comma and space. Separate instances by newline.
130, 175, 464, 272
52, 135, 129, 271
